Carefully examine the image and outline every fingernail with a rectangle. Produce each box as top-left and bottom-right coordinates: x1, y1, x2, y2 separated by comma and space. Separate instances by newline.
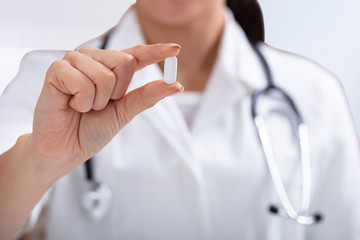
168, 43, 181, 49
175, 82, 184, 91
168, 83, 184, 96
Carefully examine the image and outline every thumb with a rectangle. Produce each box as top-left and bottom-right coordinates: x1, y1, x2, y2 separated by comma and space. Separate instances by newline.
114, 80, 184, 125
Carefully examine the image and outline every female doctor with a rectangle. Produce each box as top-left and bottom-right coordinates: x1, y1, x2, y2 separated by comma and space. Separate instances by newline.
1, 0, 360, 239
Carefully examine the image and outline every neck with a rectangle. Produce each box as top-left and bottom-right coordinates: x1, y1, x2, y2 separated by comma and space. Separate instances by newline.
135, 4, 225, 91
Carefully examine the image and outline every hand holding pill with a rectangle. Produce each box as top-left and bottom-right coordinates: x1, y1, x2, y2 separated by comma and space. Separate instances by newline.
29, 43, 182, 177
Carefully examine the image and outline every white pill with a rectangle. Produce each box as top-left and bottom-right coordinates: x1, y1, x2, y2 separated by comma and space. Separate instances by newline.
164, 56, 178, 84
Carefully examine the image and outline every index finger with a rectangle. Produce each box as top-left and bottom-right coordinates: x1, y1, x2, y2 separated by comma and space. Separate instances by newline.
79, 43, 181, 71
123, 43, 181, 71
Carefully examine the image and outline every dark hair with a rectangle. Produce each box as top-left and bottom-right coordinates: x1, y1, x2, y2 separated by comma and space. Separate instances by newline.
226, 0, 265, 42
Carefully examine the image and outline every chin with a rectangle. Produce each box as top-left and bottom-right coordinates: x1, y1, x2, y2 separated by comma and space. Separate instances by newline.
136, 0, 212, 26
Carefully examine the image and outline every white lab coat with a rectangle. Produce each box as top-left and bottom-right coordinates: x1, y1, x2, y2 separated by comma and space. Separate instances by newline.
1, 6, 360, 240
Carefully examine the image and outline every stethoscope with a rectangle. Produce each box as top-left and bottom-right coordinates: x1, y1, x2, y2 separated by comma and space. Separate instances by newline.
251, 44, 322, 225
80, 19, 323, 225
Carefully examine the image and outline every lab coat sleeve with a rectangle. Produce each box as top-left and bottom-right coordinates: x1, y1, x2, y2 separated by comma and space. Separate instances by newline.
0, 50, 66, 235
308, 70, 360, 239
0, 50, 65, 153
329, 76, 360, 236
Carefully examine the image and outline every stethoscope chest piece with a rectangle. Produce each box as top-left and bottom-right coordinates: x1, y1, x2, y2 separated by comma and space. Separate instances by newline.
80, 180, 112, 223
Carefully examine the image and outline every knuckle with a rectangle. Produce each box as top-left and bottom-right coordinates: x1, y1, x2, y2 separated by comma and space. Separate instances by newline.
120, 53, 137, 71
64, 51, 81, 60
49, 60, 68, 72
46, 60, 68, 84
74, 79, 95, 96
133, 44, 146, 50
113, 53, 137, 76
127, 54, 138, 70
78, 46, 96, 54
116, 100, 132, 124
102, 71, 116, 85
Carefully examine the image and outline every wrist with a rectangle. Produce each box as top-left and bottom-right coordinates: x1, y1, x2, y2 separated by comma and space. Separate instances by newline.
15, 133, 60, 189
0, 134, 55, 239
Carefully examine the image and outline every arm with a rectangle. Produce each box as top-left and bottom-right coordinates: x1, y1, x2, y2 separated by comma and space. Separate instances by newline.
0, 44, 183, 239
0, 134, 52, 239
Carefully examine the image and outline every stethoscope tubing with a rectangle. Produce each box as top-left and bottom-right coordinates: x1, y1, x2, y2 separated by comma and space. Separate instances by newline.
251, 41, 322, 224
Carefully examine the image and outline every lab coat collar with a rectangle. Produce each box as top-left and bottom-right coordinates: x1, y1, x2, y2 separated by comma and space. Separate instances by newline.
191, 9, 267, 132
217, 8, 267, 91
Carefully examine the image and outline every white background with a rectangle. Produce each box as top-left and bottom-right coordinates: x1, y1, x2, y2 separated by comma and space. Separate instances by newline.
1, 0, 359, 131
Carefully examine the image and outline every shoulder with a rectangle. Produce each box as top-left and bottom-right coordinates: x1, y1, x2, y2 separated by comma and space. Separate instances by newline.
260, 43, 358, 141
260, 43, 342, 92
258, 43, 346, 113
